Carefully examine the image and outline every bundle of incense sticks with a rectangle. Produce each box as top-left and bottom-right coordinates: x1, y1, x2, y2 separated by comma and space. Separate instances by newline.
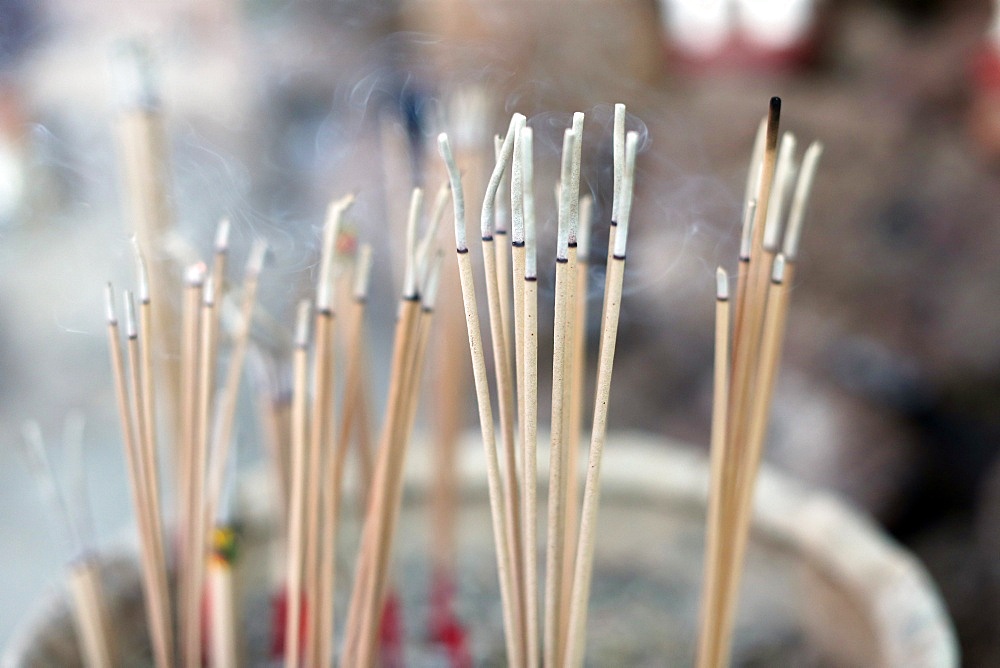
437, 102, 639, 667
696, 97, 824, 668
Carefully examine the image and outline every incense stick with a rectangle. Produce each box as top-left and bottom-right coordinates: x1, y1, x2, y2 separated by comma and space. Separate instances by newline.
545, 125, 578, 668
439, 131, 520, 665
695, 268, 732, 668
481, 114, 528, 663
518, 125, 541, 668
283, 301, 312, 668
104, 285, 172, 668
563, 130, 638, 668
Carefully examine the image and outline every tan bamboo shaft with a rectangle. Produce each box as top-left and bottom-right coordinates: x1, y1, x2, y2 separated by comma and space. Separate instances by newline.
482, 236, 526, 657
106, 310, 173, 668
454, 250, 520, 664
522, 274, 540, 668
185, 291, 218, 668
717, 259, 792, 668
177, 276, 203, 668
117, 109, 180, 454
695, 272, 732, 668
316, 311, 339, 667
346, 296, 421, 667
558, 241, 581, 652
207, 246, 265, 523
303, 310, 333, 662
68, 559, 114, 668
284, 308, 311, 668
124, 317, 172, 659
545, 254, 572, 668
563, 256, 626, 668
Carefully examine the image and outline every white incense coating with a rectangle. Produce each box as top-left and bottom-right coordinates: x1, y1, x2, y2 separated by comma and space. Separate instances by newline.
739, 200, 758, 260
403, 187, 424, 298
511, 124, 525, 244
771, 252, 787, 283
578, 194, 593, 258
782, 141, 824, 261
522, 128, 537, 277
493, 135, 508, 234
744, 117, 768, 209
317, 194, 355, 311
557, 128, 575, 260
417, 181, 450, 291
421, 249, 445, 311
353, 243, 374, 300
482, 114, 524, 238
214, 218, 231, 253
568, 112, 585, 245
612, 104, 626, 222
716, 266, 730, 300
131, 237, 150, 303
104, 283, 118, 325
111, 40, 159, 110
123, 291, 138, 339
762, 132, 797, 252
294, 300, 312, 347
437, 134, 467, 251
613, 132, 639, 257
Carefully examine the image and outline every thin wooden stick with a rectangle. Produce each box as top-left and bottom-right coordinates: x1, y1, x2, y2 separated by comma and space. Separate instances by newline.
717, 254, 792, 668
206, 240, 267, 523
284, 301, 312, 668
335, 244, 375, 506
344, 187, 424, 666
439, 132, 519, 665
114, 42, 181, 449
562, 192, 591, 646
177, 264, 204, 661
123, 292, 172, 664
545, 125, 577, 668
104, 285, 172, 668
302, 196, 350, 664
695, 268, 732, 668
518, 125, 541, 668
68, 558, 115, 668
480, 114, 527, 665
185, 274, 218, 668
564, 131, 638, 668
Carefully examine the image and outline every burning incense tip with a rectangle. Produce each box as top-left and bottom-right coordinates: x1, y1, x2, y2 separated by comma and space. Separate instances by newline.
203, 276, 216, 306
716, 267, 730, 300
404, 187, 424, 299
104, 283, 117, 325
123, 291, 138, 338
214, 218, 231, 253
111, 40, 159, 110
766, 97, 782, 148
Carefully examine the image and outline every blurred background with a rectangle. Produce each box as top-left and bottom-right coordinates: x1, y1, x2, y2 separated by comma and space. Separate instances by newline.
1, 0, 999, 663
